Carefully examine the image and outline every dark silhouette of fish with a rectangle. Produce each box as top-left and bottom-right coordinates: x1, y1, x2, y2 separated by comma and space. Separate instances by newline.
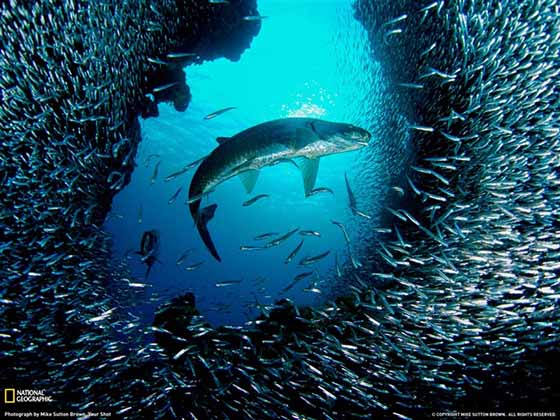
135, 230, 160, 278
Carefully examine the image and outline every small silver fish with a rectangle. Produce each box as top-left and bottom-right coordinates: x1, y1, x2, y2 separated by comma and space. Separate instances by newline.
164, 156, 207, 182
215, 280, 242, 287
166, 52, 197, 59
282, 271, 313, 293
285, 239, 304, 264
152, 82, 177, 93
335, 253, 342, 278
294, 271, 313, 281
243, 15, 267, 21
176, 249, 193, 265
265, 228, 299, 248
307, 187, 334, 197
355, 209, 371, 219
299, 230, 321, 237
184, 262, 204, 271
147, 57, 169, 66
150, 161, 161, 185
299, 250, 330, 266
203, 107, 236, 120
254, 232, 279, 241
242, 194, 269, 207
240, 245, 266, 251
168, 187, 183, 204
332, 220, 351, 245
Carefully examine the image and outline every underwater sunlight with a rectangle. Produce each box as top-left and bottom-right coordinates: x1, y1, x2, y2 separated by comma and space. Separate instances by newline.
105, 0, 408, 326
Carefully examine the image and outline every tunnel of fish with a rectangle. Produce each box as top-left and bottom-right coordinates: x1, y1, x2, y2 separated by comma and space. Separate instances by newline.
1, 0, 559, 419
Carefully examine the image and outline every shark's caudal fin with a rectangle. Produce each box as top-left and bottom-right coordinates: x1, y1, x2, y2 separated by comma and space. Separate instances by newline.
195, 203, 221, 262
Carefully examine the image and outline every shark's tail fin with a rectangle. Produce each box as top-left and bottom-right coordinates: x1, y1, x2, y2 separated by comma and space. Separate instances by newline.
195, 203, 221, 262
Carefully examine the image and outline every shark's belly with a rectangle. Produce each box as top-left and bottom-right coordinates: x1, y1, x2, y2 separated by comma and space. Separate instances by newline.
203, 141, 295, 194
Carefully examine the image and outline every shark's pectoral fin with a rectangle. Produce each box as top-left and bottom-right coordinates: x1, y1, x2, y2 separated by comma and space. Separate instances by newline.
295, 128, 320, 149
239, 169, 259, 194
295, 157, 320, 197
216, 136, 231, 144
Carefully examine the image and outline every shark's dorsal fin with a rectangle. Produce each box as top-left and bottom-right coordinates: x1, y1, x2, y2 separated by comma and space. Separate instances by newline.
294, 128, 319, 149
295, 157, 320, 196
216, 137, 231, 144
239, 170, 259, 194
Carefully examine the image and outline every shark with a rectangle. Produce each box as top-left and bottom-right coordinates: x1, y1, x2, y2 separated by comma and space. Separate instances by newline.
188, 117, 372, 261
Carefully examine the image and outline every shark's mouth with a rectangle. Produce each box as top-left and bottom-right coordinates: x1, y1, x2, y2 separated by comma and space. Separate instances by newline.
1, 0, 559, 418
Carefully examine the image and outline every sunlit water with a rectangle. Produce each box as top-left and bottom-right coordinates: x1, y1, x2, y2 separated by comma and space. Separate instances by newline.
105, 0, 405, 326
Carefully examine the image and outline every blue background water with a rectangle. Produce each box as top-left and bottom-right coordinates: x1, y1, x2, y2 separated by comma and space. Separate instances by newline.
105, 0, 391, 327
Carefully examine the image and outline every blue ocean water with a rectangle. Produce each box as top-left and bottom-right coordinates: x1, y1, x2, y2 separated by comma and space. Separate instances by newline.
105, 0, 395, 326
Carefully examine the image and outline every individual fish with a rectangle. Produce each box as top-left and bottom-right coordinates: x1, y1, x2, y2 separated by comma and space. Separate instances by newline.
299, 250, 330, 266
147, 57, 169, 66
282, 271, 313, 293
150, 161, 161, 185
167, 187, 183, 205
137, 204, 143, 224
209, 0, 229, 3
176, 249, 193, 265
344, 172, 358, 216
253, 232, 279, 241
135, 230, 160, 278
240, 245, 266, 251
243, 15, 268, 21
307, 187, 334, 197
355, 209, 371, 219
203, 107, 236, 120
409, 124, 435, 133
335, 253, 343, 278
242, 194, 270, 207
188, 118, 370, 261
396, 82, 424, 89
184, 262, 204, 271
127, 282, 149, 288
144, 153, 161, 167
383, 14, 407, 26
164, 156, 207, 182
215, 280, 242, 288
294, 271, 313, 281
332, 220, 351, 245
299, 230, 321, 237
265, 227, 300, 248
383, 28, 402, 45
166, 52, 197, 59
152, 82, 177, 93
284, 239, 304, 264
391, 186, 405, 197
302, 286, 322, 294
87, 308, 115, 324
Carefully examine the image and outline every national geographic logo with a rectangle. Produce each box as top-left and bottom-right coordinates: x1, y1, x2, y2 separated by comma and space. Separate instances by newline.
4, 389, 15, 404
3, 389, 53, 403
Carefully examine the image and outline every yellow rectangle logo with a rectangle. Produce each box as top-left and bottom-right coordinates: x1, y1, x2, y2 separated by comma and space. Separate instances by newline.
4, 388, 15, 403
